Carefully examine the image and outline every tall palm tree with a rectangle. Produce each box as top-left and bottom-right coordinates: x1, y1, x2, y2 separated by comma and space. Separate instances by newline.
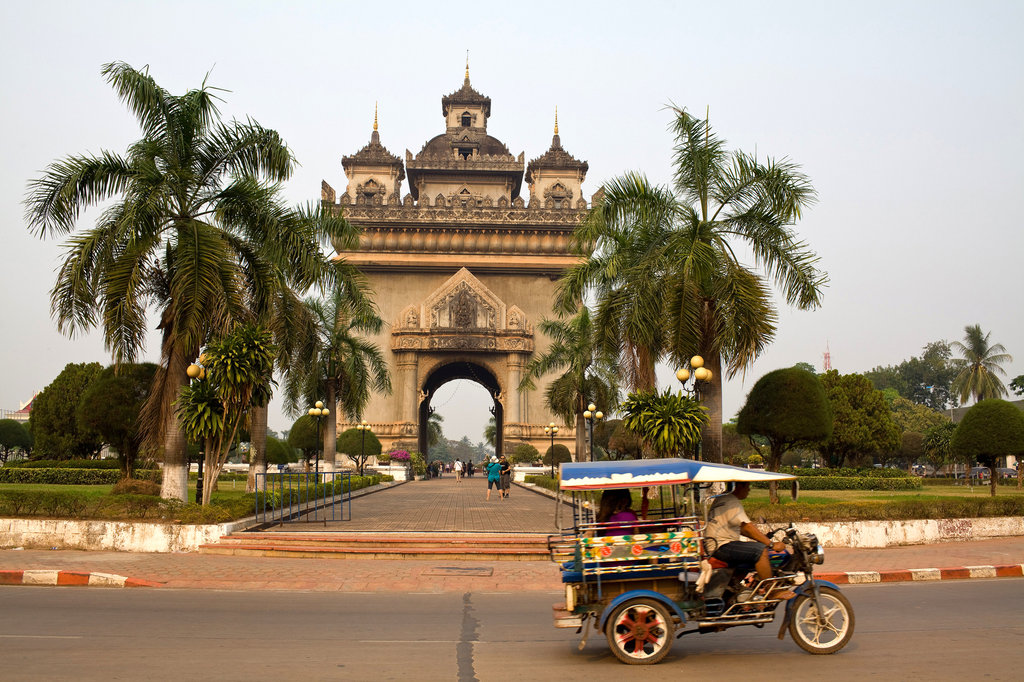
427, 412, 444, 450
520, 307, 619, 461
558, 107, 827, 462
951, 324, 1013, 404
24, 62, 341, 499
283, 281, 392, 469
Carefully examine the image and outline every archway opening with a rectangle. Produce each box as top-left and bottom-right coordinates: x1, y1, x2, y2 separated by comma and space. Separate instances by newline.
418, 361, 502, 464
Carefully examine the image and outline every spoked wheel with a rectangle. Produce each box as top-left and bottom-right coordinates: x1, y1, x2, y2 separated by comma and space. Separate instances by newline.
605, 598, 675, 665
789, 586, 855, 654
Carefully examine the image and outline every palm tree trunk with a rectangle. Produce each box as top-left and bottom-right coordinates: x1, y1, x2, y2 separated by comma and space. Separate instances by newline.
158, 344, 189, 501
247, 404, 268, 492
324, 382, 338, 472
701, 354, 724, 464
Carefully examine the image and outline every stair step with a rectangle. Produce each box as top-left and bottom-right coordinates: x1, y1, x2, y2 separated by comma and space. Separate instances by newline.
197, 544, 547, 561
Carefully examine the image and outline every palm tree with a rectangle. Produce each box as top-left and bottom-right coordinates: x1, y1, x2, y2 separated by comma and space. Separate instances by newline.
427, 412, 444, 450
558, 107, 827, 462
951, 324, 1013, 404
24, 63, 341, 500
283, 281, 392, 469
520, 307, 619, 461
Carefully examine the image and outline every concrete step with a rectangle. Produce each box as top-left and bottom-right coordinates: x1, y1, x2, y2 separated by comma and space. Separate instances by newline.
197, 532, 552, 561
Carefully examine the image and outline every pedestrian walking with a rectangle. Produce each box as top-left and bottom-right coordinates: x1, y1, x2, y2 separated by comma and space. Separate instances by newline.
486, 456, 501, 501
455, 458, 463, 483
499, 454, 512, 499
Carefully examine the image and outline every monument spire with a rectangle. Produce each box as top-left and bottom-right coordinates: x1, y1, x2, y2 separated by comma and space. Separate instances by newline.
465, 50, 470, 83
554, 106, 559, 135
374, 101, 378, 131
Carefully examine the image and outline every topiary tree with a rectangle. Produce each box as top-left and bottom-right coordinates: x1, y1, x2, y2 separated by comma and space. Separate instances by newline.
336, 427, 382, 475
511, 442, 540, 465
736, 368, 833, 503
76, 363, 157, 479
543, 443, 572, 467
950, 399, 1024, 495
266, 435, 299, 467
0, 419, 32, 463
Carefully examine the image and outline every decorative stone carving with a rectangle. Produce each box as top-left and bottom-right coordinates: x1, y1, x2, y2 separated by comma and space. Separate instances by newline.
321, 180, 336, 203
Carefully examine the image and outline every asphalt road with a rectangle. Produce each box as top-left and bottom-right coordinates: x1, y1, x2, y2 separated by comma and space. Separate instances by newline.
1, 580, 1022, 681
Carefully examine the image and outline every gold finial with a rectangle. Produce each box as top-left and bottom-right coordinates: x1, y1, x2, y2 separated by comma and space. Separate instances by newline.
373, 102, 378, 131
465, 50, 470, 82
554, 106, 559, 135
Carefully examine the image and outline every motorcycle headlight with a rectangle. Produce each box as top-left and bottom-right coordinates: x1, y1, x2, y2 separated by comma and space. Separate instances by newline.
799, 532, 819, 552
810, 545, 825, 565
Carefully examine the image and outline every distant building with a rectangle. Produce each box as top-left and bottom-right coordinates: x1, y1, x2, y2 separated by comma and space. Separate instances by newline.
1, 395, 35, 424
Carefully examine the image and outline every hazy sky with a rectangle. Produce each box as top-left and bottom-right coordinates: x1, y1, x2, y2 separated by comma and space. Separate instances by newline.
2, 1, 1022, 445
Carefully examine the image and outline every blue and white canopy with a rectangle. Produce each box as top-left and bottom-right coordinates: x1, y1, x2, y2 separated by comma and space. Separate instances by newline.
559, 458, 797, 490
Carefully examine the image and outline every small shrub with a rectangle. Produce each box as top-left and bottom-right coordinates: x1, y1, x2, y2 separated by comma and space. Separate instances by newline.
111, 478, 161, 496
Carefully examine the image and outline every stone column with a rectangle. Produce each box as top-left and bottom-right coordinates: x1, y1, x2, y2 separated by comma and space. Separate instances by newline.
506, 354, 525, 425
397, 352, 419, 425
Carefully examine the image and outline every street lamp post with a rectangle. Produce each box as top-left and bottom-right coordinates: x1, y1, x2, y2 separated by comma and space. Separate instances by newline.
582, 403, 603, 462
356, 420, 371, 476
308, 401, 330, 475
544, 422, 559, 478
186, 357, 208, 504
676, 355, 714, 460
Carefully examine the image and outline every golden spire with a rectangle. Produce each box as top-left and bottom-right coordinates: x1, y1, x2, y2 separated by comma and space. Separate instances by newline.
554, 106, 559, 135
465, 50, 470, 82
373, 102, 378, 131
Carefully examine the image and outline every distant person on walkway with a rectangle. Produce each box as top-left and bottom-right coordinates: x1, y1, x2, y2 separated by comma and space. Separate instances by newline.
455, 459, 463, 483
499, 455, 512, 499
486, 456, 501, 501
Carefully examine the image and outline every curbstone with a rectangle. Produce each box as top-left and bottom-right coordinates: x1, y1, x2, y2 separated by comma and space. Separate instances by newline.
817, 564, 1024, 584
0, 569, 162, 588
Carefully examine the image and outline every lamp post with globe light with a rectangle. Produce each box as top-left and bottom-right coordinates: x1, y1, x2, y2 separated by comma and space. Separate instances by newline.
185, 356, 208, 504
676, 355, 714, 460
544, 422, 559, 478
582, 403, 604, 462
308, 401, 330, 475
357, 420, 372, 473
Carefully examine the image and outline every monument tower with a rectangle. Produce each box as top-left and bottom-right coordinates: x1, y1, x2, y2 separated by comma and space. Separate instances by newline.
321, 67, 591, 458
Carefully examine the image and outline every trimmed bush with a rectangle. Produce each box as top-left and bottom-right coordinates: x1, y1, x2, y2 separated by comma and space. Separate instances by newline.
5, 459, 120, 469
0, 468, 161, 485
111, 478, 161, 496
755, 476, 922, 491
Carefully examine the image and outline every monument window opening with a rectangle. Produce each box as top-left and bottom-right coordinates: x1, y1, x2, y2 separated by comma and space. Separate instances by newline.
458, 147, 472, 160
461, 112, 472, 127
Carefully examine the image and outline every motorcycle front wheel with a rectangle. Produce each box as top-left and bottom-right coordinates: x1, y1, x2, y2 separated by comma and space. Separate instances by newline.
789, 586, 854, 654
605, 598, 675, 665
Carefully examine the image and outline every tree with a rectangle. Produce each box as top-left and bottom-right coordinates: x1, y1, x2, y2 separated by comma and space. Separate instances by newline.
736, 368, 832, 503
897, 431, 925, 470
0, 420, 32, 463
816, 371, 900, 468
867, 342, 958, 410
951, 324, 1013, 404
792, 362, 818, 375
336, 427, 382, 475
605, 420, 644, 460
483, 417, 496, 448
923, 421, 956, 475
265, 435, 298, 467
558, 107, 825, 464
950, 399, 1024, 496
25, 63, 345, 501
283, 282, 391, 472
29, 362, 104, 459
510, 442, 540, 465
621, 389, 708, 458
287, 415, 319, 466
427, 412, 444, 450
889, 396, 950, 436
520, 306, 619, 461
76, 363, 158, 479
1010, 375, 1024, 397
175, 325, 276, 504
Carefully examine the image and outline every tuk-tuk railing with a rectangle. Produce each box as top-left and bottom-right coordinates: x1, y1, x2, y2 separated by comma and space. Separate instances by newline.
550, 516, 704, 575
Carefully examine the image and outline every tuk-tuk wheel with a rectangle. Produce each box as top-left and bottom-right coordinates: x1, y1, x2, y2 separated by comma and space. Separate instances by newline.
605, 598, 675, 665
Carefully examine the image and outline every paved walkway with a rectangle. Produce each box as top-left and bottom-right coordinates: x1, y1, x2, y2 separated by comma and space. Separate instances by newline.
288, 476, 572, 532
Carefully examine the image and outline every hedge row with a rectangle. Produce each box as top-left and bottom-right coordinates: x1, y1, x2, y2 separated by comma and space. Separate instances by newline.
5, 459, 122, 469
756, 476, 922, 491
0, 473, 393, 524
748, 496, 1024, 523
781, 467, 916, 479
0, 468, 161, 485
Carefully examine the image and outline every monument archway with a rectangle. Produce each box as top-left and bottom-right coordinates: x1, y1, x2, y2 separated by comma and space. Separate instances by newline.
324, 70, 595, 460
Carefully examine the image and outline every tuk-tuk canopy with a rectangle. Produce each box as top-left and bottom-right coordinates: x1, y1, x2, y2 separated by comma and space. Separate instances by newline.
559, 458, 797, 490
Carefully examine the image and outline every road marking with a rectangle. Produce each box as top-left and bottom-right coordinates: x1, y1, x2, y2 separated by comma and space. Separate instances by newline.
0, 635, 84, 639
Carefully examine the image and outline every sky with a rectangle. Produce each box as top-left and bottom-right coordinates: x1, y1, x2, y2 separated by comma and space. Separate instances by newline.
2, 1, 1022, 445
